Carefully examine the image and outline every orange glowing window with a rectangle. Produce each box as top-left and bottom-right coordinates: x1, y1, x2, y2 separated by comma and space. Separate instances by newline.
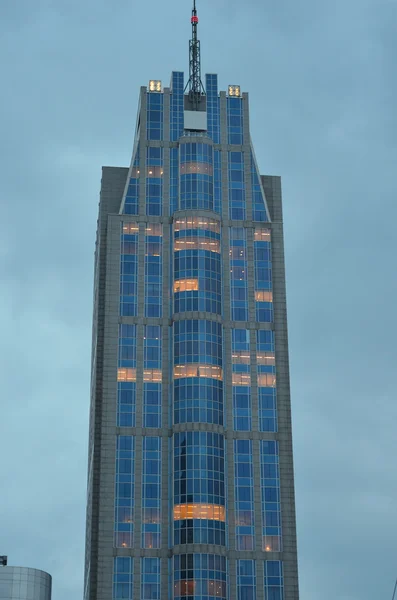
174, 581, 196, 596
255, 290, 273, 302
232, 351, 250, 364
173, 503, 226, 521
254, 228, 271, 242
173, 279, 199, 293
257, 373, 276, 387
146, 166, 163, 178
145, 224, 163, 236
257, 352, 275, 366
263, 535, 282, 552
174, 217, 220, 234
122, 223, 139, 234
232, 372, 251, 386
117, 368, 136, 382
143, 369, 162, 383
174, 237, 220, 253
173, 364, 223, 380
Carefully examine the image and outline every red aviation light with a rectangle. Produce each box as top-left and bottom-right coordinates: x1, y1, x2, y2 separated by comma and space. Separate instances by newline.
191, 16, 199, 23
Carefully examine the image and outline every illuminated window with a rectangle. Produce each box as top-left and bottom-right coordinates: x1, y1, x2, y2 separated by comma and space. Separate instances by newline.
117, 368, 136, 382
174, 216, 220, 234
173, 503, 226, 522
257, 352, 275, 366
122, 222, 139, 234
146, 166, 163, 178
228, 85, 241, 97
254, 228, 271, 241
173, 364, 223, 380
180, 161, 213, 176
145, 223, 163, 237
257, 373, 276, 387
174, 237, 220, 253
232, 350, 251, 364
143, 369, 162, 383
232, 373, 251, 386
255, 291, 273, 302
148, 80, 162, 92
173, 279, 199, 292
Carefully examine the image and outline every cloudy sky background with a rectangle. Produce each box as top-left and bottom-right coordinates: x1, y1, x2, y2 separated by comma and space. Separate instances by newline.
1, 0, 396, 598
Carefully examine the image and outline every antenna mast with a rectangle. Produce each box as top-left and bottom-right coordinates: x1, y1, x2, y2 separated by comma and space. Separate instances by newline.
185, 0, 205, 109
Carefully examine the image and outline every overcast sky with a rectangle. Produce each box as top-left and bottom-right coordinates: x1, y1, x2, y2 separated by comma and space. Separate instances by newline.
1, 0, 396, 598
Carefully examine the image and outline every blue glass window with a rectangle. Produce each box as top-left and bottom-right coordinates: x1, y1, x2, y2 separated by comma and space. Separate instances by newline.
145, 224, 162, 317
230, 227, 248, 321
120, 222, 139, 317
170, 147, 179, 215
174, 217, 222, 316
114, 436, 134, 548
144, 326, 162, 428
113, 557, 133, 600
117, 324, 136, 427
232, 329, 251, 431
260, 441, 282, 553
179, 142, 214, 211
147, 93, 163, 141
173, 432, 226, 546
237, 560, 256, 600
257, 330, 277, 432
170, 71, 184, 141
142, 437, 161, 549
141, 557, 160, 600
254, 228, 273, 323
264, 561, 284, 600
146, 147, 163, 216
234, 440, 255, 550
228, 151, 246, 220
123, 146, 139, 215
227, 97, 243, 145
174, 554, 227, 600
206, 74, 220, 143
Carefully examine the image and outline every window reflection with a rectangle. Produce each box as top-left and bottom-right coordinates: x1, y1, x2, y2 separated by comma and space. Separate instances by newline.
174, 364, 223, 380
173, 503, 226, 522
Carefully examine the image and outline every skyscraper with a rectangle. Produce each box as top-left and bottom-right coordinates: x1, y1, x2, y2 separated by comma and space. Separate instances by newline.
84, 3, 299, 600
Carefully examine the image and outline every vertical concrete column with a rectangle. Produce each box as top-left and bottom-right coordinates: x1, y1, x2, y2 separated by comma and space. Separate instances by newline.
97, 215, 122, 600
267, 177, 299, 600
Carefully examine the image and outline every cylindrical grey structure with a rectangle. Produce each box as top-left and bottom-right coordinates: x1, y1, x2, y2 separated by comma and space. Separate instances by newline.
0, 567, 51, 600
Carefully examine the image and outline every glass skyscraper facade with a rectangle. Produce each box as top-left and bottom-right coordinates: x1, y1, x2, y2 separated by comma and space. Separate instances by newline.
85, 17, 299, 600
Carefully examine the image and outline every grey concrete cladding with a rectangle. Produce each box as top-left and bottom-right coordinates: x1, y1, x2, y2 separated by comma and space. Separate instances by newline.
85, 91, 299, 599
0, 567, 52, 600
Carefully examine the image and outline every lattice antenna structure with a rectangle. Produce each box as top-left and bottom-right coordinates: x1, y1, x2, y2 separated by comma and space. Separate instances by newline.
185, 0, 206, 109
